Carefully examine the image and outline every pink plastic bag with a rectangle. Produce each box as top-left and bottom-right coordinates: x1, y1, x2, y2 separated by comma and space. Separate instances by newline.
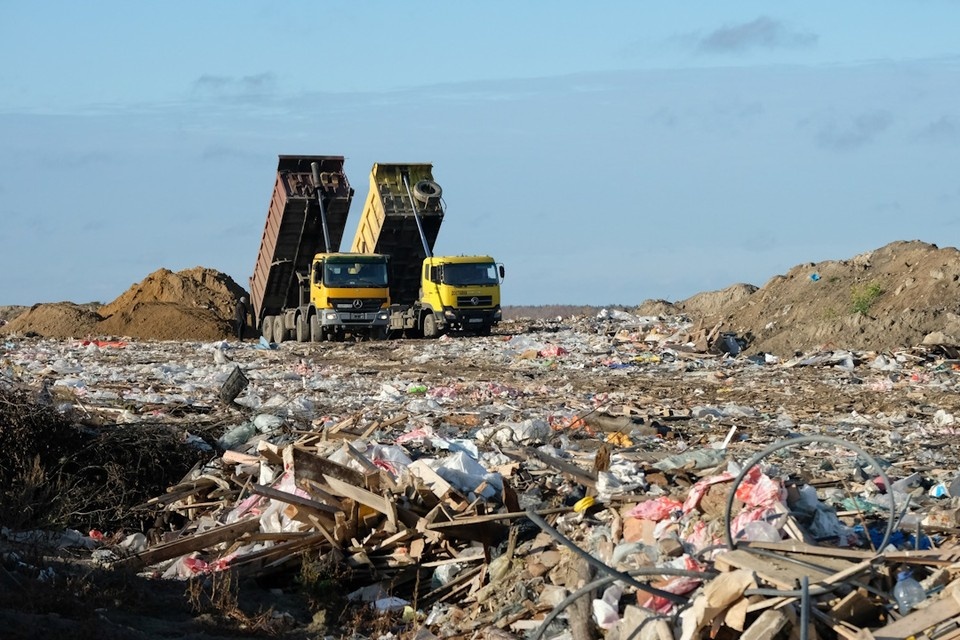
629, 497, 684, 522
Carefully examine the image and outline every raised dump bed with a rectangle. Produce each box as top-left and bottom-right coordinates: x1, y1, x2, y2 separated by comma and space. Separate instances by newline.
249, 155, 354, 325
350, 163, 444, 306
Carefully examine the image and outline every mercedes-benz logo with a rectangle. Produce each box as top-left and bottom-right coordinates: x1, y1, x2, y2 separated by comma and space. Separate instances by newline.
471, 297, 479, 306
352, 299, 363, 309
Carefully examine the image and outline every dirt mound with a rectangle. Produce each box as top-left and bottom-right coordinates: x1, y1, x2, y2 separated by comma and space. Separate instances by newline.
1, 267, 245, 341
634, 299, 683, 317
1, 303, 102, 338
0, 305, 28, 325
688, 240, 960, 356
96, 301, 233, 341
100, 266, 245, 321
678, 283, 758, 320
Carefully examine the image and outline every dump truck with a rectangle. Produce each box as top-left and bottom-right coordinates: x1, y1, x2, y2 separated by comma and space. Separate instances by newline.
249, 155, 390, 343
350, 163, 504, 338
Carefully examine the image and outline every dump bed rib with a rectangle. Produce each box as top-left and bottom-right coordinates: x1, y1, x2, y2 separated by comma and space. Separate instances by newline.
249, 155, 354, 322
350, 163, 444, 306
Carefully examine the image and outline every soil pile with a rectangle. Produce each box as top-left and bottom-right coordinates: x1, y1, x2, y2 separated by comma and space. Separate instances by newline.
670, 240, 960, 356
0, 305, 27, 325
0, 303, 102, 338
1, 267, 245, 341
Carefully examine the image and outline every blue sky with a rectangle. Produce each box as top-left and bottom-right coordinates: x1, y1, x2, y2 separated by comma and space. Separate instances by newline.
2, 2, 959, 306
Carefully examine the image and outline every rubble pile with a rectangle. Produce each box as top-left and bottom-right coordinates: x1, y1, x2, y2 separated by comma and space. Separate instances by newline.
4, 309, 960, 639
677, 240, 960, 357
0, 267, 244, 340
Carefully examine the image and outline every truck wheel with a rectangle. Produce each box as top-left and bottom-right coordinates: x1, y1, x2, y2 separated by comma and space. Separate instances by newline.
273, 316, 286, 343
262, 315, 275, 342
309, 314, 321, 342
423, 314, 439, 339
296, 313, 309, 342
413, 179, 442, 204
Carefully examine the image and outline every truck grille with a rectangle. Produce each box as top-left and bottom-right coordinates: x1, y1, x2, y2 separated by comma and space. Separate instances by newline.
457, 295, 493, 307
330, 298, 386, 313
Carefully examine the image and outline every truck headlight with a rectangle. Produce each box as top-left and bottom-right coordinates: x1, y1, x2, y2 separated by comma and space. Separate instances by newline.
444, 310, 457, 320
378, 313, 388, 320
326, 312, 337, 320
494, 309, 502, 319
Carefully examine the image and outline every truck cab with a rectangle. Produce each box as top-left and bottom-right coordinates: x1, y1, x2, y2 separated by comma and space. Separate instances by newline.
308, 253, 390, 341
420, 256, 503, 336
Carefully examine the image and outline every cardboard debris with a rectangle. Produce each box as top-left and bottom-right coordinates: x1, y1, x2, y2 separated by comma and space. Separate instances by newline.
6, 308, 960, 638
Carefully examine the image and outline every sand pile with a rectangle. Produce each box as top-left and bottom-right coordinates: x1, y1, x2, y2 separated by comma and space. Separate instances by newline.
661, 240, 960, 356
1, 267, 245, 341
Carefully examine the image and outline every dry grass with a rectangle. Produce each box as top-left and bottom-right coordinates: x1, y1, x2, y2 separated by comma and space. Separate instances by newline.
0, 385, 208, 532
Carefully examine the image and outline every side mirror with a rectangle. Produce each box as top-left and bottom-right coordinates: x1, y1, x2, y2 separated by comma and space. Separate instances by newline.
498, 264, 506, 279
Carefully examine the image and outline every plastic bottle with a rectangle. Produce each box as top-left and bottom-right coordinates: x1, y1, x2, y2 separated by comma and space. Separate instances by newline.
894, 569, 926, 615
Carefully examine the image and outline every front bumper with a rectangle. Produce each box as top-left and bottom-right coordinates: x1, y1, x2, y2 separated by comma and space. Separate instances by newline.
320, 309, 389, 327
442, 306, 501, 328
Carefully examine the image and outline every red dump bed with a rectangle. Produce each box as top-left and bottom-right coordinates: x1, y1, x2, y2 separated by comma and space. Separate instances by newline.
249, 155, 354, 323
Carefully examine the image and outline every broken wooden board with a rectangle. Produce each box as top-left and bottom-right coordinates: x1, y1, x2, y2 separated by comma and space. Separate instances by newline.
115, 517, 261, 569
872, 583, 960, 640
250, 483, 340, 516
716, 549, 843, 590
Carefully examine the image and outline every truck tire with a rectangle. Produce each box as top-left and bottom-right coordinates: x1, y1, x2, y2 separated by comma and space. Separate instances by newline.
273, 316, 286, 344
423, 313, 439, 339
262, 315, 275, 342
309, 314, 321, 342
296, 313, 308, 342
413, 179, 442, 204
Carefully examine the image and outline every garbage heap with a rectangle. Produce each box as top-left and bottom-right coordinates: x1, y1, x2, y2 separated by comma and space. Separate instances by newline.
4, 309, 960, 639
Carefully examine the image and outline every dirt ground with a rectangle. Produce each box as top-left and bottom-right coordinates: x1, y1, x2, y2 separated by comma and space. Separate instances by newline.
4, 241, 960, 638
6, 241, 959, 357
4, 330, 958, 638
637, 240, 960, 356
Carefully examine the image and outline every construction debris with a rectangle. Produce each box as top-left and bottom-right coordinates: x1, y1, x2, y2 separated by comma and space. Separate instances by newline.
4, 307, 960, 639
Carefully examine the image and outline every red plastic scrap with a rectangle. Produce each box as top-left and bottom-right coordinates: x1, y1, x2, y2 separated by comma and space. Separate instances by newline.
629, 497, 684, 522
636, 555, 704, 613
539, 344, 568, 358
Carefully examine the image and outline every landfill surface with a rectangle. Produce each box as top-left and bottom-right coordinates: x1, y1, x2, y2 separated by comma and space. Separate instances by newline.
4, 241, 960, 639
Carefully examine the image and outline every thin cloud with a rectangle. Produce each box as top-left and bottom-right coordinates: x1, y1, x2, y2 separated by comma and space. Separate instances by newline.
915, 115, 959, 143
812, 111, 892, 150
35, 151, 113, 169
697, 17, 818, 54
191, 72, 277, 100
200, 145, 261, 162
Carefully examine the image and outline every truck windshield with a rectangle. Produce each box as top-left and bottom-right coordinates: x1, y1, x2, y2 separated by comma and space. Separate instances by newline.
324, 261, 388, 288
442, 263, 499, 286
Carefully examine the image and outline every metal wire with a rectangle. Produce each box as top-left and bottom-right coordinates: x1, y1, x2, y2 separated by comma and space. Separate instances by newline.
529, 567, 715, 640
524, 509, 691, 603
722, 434, 895, 552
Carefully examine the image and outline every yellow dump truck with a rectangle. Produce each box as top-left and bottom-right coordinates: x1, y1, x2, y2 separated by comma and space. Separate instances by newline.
350, 163, 504, 338
249, 156, 390, 343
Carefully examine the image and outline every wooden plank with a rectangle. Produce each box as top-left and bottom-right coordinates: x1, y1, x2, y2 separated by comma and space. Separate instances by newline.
115, 517, 261, 569
290, 444, 366, 487
250, 483, 340, 515
322, 474, 395, 524
424, 507, 572, 530
872, 585, 960, 640
716, 549, 832, 591
227, 532, 328, 574
299, 478, 344, 510
748, 558, 878, 613
509, 447, 597, 489
328, 411, 363, 434
741, 541, 875, 560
